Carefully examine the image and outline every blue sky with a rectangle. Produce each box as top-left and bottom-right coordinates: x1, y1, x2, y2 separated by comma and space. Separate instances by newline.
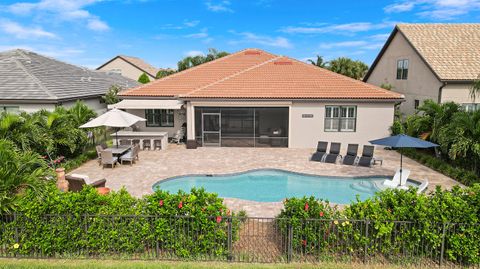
1, 0, 479, 70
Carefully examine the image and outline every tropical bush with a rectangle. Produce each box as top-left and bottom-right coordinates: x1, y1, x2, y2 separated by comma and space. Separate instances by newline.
0, 139, 53, 213
391, 100, 480, 184
1, 186, 241, 259
276, 185, 480, 264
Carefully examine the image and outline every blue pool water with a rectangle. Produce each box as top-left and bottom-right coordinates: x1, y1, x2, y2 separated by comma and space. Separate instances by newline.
153, 169, 389, 204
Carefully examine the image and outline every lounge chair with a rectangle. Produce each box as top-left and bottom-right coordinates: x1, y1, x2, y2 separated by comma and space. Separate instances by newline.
324, 142, 342, 163
143, 139, 151, 150
101, 150, 118, 168
357, 145, 375, 167
342, 144, 359, 165
153, 139, 162, 150
121, 145, 140, 165
311, 141, 328, 162
66, 174, 106, 192
383, 168, 411, 188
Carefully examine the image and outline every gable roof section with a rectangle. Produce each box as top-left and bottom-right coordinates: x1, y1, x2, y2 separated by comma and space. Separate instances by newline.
0, 49, 138, 102
97, 55, 159, 78
365, 23, 480, 81
121, 48, 403, 101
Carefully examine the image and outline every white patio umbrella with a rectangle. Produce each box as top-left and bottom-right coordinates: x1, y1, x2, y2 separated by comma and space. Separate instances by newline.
80, 108, 146, 147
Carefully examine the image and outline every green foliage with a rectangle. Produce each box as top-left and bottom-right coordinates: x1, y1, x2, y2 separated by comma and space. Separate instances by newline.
177, 48, 229, 71
155, 69, 176, 79
380, 83, 394, 90
389, 120, 405, 135
138, 72, 151, 84
307, 55, 328, 68
327, 57, 369, 80
2, 187, 240, 258
0, 139, 53, 213
102, 84, 123, 104
470, 75, 480, 101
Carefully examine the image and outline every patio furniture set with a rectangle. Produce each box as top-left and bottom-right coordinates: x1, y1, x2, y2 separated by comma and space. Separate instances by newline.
96, 144, 140, 168
310, 141, 378, 167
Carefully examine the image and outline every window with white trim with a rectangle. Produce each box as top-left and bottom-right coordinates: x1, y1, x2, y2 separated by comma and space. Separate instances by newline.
325, 106, 356, 132
396, 59, 409, 80
145, 109, 174, 127
462, 103, 480, 112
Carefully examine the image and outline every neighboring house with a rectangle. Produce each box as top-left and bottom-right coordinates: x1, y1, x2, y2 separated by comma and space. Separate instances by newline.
365, 24, 480, 115
116, 48, 404, 148
97, 55, 159, 81
0, 49, 138, 114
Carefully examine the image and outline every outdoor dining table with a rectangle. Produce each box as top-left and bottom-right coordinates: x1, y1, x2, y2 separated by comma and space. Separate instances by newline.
105, 146, 130, 156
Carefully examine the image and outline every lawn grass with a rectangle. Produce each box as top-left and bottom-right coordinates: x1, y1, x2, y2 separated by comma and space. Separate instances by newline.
0, 259, 415, 269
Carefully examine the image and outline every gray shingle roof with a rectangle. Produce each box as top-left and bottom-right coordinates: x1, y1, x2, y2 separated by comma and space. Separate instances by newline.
0, 49, 139, 102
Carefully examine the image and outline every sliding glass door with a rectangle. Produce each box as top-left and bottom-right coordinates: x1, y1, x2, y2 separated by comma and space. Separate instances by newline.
195, 107, 289, 148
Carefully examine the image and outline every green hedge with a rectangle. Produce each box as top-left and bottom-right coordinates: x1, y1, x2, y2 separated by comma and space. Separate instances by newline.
1, 185, 241, 259
402, 148, 479, 186
276, 185, 480, 264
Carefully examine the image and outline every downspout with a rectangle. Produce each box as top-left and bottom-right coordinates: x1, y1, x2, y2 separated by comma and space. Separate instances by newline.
437, 81, 447, 103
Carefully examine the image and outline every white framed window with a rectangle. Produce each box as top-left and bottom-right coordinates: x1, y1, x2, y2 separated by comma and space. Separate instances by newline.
396, 59, 409, 80
325, 106, 356, 132
145, 109, 174, 127
462, 103, 480, 112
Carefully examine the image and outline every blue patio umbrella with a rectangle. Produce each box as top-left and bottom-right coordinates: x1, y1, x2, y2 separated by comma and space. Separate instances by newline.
369, 134, 439, 181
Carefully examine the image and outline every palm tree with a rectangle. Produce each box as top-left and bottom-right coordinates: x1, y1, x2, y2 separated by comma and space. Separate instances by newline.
0, 139, 52, 213
413, 100, 460, 143
307, 55, 328, 68
68, 100, 97, 126
470, 75, 480, 101
328, 57, 369, 80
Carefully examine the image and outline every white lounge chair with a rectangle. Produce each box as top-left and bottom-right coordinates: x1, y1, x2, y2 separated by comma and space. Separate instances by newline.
383, 168, 411, 188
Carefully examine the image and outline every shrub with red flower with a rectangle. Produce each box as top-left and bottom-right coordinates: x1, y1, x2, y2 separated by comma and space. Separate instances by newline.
178, 201, 183, 209
158, 200, 164, 206
304, 202, 309, 211
216, 216, 222, 223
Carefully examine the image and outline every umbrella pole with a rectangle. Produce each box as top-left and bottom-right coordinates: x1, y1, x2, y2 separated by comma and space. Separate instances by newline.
116, 130, 119, 148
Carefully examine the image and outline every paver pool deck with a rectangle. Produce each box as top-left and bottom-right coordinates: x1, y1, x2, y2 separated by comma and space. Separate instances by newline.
71, 145, 460, 217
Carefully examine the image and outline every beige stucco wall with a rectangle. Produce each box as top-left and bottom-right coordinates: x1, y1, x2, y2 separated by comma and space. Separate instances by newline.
98, 58, 156, 81
441, 83, 479, 104
1, 97, 106, 114
366, 32, 442, 115
185, 100, 395, 149
290, 102, 395, 148
126, 109, 186, 137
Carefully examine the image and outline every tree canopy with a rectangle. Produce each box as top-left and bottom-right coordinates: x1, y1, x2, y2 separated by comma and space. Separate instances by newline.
137, 72, 151, 84
306, 55, 369, 80
102, 84, 123, 105
177, 48, 229, 71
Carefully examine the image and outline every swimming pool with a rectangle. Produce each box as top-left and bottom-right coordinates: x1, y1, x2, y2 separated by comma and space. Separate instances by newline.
153, 169, 397, 204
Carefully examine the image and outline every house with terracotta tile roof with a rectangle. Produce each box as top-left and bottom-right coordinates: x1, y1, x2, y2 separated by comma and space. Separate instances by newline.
116, 48, 404, 149
97, 55, 160, 81
365, 23, 480, 115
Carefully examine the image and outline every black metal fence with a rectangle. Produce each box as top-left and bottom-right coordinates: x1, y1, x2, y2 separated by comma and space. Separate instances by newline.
1, 214, 479, 268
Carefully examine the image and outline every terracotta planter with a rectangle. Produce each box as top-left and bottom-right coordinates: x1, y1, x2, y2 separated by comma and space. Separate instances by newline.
97, 187, 111, 195
55, 167, 68, 192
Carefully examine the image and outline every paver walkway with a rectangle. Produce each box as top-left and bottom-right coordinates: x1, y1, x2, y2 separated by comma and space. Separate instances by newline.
71, 145, 460, 217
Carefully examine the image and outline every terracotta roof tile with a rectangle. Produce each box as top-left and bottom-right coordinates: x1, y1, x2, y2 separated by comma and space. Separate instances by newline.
121, 48, 404, 100
397, 23, 480, 81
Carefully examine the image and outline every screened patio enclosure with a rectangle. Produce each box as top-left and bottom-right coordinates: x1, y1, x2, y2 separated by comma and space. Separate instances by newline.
194, 107, 289, 147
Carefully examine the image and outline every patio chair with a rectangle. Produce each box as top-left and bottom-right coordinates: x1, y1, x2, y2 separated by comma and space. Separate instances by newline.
153, 139, 162, 150
100, 150, 118, 169
357, 145, 375, 167
342, 144, 359, 165
66, 174, 106, 192
143, 139, 151, 150
324, 142, 342, 164
171, 128, 185, 144
95, 145, 103, 166
311, 141, 328, 162
383, 168, 411, 188
120, 145, 138, 166
119, 139, 131, 146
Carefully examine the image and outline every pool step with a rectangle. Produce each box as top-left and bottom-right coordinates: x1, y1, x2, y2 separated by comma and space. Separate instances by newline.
350, 180, 375, 194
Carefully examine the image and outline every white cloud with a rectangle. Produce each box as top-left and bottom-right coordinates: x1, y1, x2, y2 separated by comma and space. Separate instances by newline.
161, 20, 201, 30
281, 22, 395, 34
0, 20, 57, 39
384, 0, 480, 20
6, 0, 110, 31
230, 32, 292, 48
185, 50, 205, 57
205, 1, 233, 12
319, 40, 383, 50
87, 18, 109, 31
184, 28, 209, 38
